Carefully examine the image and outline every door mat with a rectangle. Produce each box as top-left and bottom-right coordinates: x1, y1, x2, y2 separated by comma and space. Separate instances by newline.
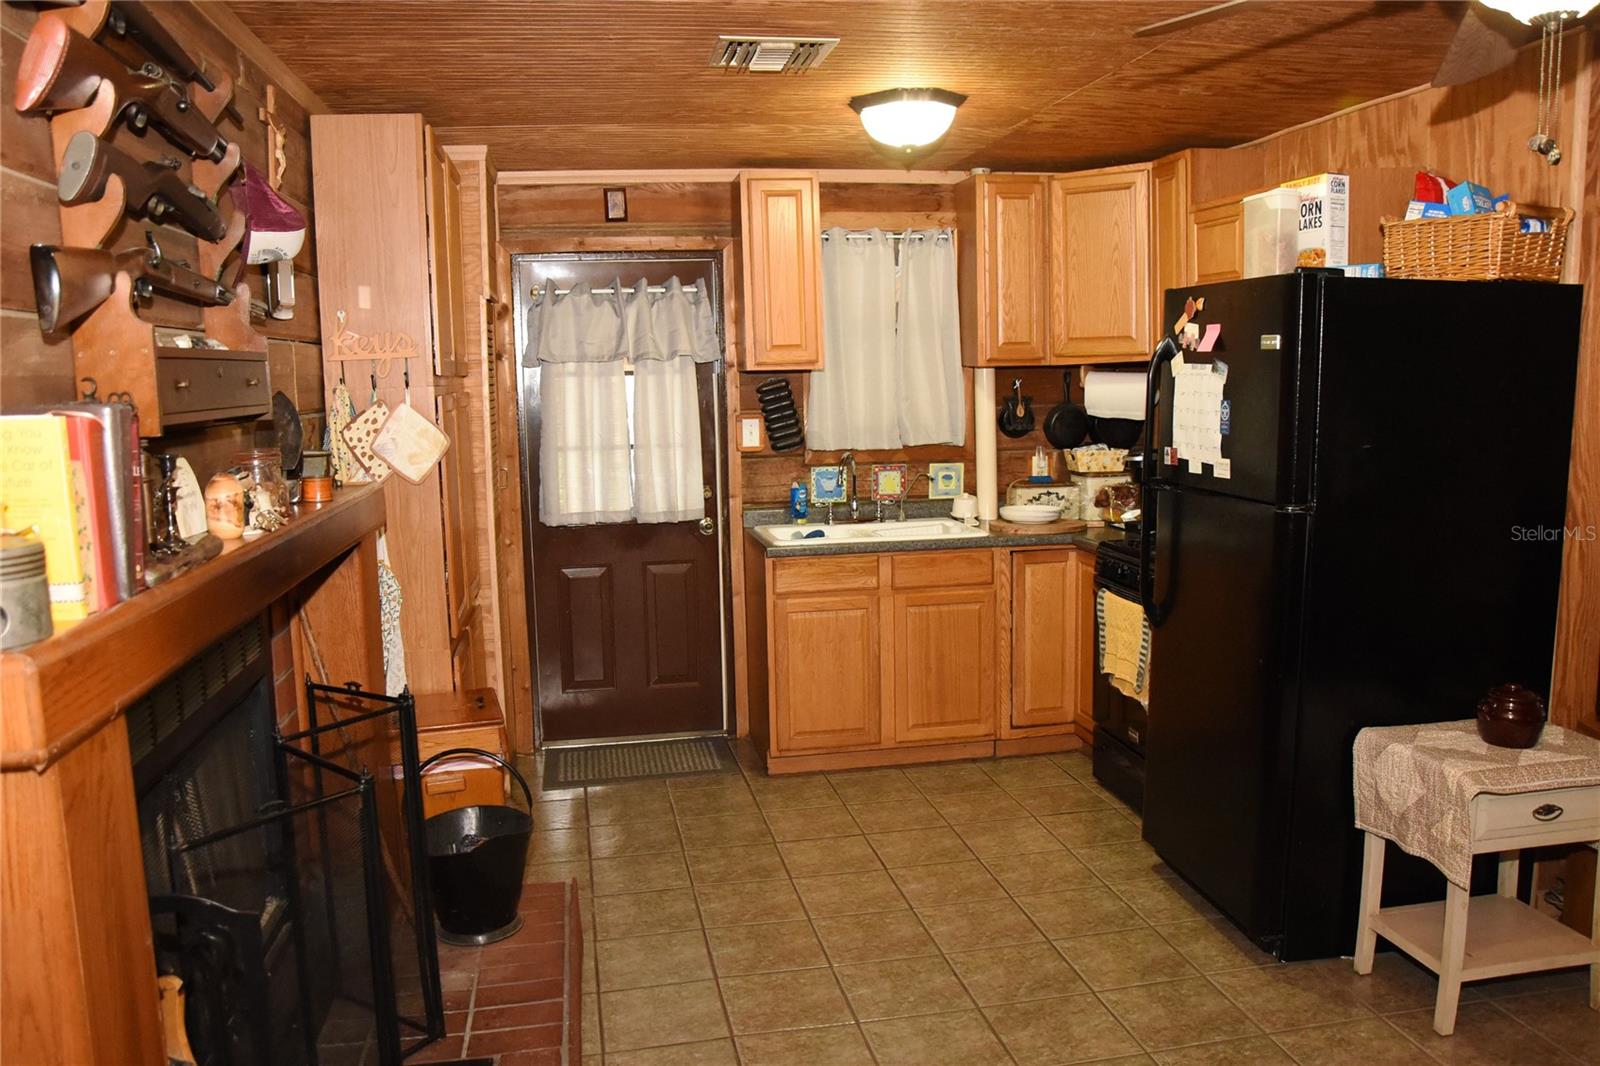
543, 737, 739, 789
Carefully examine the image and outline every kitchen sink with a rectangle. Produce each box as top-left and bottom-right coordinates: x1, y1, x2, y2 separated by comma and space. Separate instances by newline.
752, 517, 989, 547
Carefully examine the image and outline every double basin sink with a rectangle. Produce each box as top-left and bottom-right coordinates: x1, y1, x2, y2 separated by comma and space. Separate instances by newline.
752, 517, 988, 548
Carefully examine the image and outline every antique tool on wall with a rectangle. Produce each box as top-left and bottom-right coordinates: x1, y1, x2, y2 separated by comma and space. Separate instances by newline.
15, 13, 230, 163
30, 234, 233, 333
57, 130, 226, 240
755, 377, 803, 452
88, 0, 219, 93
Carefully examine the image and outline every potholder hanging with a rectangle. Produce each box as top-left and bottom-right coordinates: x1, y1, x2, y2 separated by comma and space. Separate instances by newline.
327, 382, 367, 484
341, 401, 392, 481
373, 401, 450, 484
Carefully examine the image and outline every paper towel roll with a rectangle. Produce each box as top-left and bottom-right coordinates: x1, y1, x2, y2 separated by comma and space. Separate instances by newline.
1084, 370, 1147, 421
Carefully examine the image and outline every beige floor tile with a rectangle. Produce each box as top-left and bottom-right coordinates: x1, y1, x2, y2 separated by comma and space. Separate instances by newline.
946, 942, 1089, 1005
1111, 876, 1220, 924
676, 812, 772, 850
532, 799, 587, 830
985, 993, 1143, 1065
1072, 840, 1171, 882
594, 887, 702, 940
928, 790, 1029, 824
793, 869, 909, 917
600, 979, 730, 1052
1007, 782, 1113, 815
982, 847, 1099, 895
1384, 1001, 1575, 1066
1270, 1017, 1432, 1065
953, 816, 1062, 858
861, 1009, 1016, 1066
1154, 917, 1275, 973
694, 879, 806, 927
592, 851, 691, 896
763, 805, 859, 841
827, 768, 921, 804
718, 968, 854, 1034
705, 919, 827, 976
582, 990, 599, 1047
866, 826, 974, 867
589, 785, 676, 826
1051, 751, 1097, 780
1040, 809, 1143, 848
665, 770, 746, 792
605, 1039, 739, 1066
671, 786, 757, 819
524, 859, 591, 893
812, 909, 940, 965
776, 835, 880, 877
1489, 985, 1600, 1061
736, 1024, 875, 1066
890, 860, 1008, 908
1152, 1036, 1294, 1064
983, 756, 1076, 789
847, 796, 947, 833
1209, 965, 1373, 1032
589, 819, 681, 858
917, 898, 1045, 952
1297, 955, 1442, 1016
1016, 885, 1146, 939
684, 843, 788, 885
906, 762, 1006, 796
1469, 966, 1587, 1000
1056, 928, 1198, 990
834, 955, 975, 1020
748, 776, 842, 811
597, 929, 713, 991
1099, 977, 1260, 1050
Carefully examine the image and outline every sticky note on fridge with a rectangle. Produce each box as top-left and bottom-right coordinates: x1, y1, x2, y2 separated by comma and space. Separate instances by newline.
1187, 458, 1203, 474
1214, 458, 1232, 480
1197, 323, 1221, 353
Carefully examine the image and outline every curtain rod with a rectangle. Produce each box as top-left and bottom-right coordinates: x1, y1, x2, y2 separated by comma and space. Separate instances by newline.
823, 231, 952, 241
530, 282, 701, 298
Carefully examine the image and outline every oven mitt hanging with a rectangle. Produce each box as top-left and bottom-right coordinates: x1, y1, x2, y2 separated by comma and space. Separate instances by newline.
373, 402, 449, 484
327, 382, 367, 484
341, 401, 392, 481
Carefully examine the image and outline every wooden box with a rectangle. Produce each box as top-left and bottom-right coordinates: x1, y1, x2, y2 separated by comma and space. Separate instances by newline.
407, 687, 508, 818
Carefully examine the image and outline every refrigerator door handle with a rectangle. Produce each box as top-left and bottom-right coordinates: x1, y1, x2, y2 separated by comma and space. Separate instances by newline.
1141, 336, 1179, 618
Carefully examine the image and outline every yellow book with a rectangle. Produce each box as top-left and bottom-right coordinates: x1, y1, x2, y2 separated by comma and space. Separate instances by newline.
0, 415, 90, 625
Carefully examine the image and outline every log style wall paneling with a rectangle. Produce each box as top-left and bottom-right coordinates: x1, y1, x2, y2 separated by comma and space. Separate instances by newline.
0, 1, 328, 486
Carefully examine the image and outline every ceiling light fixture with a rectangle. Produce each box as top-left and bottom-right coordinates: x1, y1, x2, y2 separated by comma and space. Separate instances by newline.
849, 88, 967, 158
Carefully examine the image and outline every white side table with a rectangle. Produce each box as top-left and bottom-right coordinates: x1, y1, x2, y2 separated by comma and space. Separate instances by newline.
1353, 783, 1600, 1035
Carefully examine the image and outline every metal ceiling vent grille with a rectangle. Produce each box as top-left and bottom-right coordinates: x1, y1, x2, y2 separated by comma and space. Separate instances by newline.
709, 35, 839, 73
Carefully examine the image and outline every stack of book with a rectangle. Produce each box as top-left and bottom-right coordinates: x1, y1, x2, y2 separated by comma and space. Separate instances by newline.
0, 405, 143, 629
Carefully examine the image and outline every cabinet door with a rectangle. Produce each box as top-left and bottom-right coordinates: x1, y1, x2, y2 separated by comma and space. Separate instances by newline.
1151, 153, 1193, 339
974, 175, 1049, 365
1048, 167, 1152, 360
436, 390, 474, 638
741, 175, 823, 370
424, 126, 467, 376
1076, 549, 1096, 733
1193, 200, 1245, 284
772, 592, 880, 751
892, 588, 996, 744
1010, 550, 1081, 731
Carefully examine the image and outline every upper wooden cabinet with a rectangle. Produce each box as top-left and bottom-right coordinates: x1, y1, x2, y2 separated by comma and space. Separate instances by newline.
1150, 153, 1194, 338
957, 174, 1050, 366
424, 128, 467, 376
739, 172, 824, 370
1048, 165, 1152, 360
1193, 197, 1245, 284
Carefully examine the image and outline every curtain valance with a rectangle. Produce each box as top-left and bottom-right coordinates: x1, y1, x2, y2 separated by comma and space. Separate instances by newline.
523, 276, 719, 365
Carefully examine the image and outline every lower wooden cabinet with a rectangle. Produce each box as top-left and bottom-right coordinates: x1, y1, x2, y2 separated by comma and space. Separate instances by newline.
1009, 550, 1081, 731
772, 591, 882, 751
892, 588, 996, 744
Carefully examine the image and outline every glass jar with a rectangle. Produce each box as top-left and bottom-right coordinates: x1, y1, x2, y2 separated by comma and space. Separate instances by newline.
233, 448, 292, 522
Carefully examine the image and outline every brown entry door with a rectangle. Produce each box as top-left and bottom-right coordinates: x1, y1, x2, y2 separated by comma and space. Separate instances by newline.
516, 256, 727, 743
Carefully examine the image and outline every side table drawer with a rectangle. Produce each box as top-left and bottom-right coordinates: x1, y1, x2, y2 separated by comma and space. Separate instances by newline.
1473, 786, 1600, 848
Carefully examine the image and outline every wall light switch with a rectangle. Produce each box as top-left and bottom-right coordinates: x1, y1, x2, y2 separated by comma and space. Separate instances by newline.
738, 416, 765, 451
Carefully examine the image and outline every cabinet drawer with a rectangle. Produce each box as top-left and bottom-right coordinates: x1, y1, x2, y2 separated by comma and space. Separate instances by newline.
157, 355, 272, 423
414, 723, 505, 765
772, 555, 878, 595
890, 550, 992, 590
1473, 786, 1600, 847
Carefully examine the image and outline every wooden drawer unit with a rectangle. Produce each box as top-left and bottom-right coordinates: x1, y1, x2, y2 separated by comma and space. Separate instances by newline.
1473, 787, 1600, 848
155, 352, 272, 425
407, 687, 508, 818
890, 550, 991, 589
772, 555, 879, 595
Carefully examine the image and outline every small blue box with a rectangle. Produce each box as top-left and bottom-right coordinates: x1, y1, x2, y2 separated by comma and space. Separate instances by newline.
1405, 200, 1449, 220
1446, 181, 1496, 216
1342, 263, 1386, 278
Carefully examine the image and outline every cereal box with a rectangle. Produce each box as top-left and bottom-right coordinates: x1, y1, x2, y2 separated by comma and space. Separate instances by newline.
1280, 172, 1349, 268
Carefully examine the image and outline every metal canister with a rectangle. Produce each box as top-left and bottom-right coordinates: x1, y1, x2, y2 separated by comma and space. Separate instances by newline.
0, 534, 53, 651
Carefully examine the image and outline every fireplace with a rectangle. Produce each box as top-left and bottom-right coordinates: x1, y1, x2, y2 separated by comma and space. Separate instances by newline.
129, 620, 443, 1065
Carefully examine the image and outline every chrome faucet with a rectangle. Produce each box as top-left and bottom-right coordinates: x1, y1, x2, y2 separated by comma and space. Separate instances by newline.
896, 472, 930, 522
838, 452, 859, 522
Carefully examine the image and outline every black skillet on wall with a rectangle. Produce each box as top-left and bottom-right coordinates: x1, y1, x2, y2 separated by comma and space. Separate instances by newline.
998, 378, 1036, 438
1042, 372, 1089, 449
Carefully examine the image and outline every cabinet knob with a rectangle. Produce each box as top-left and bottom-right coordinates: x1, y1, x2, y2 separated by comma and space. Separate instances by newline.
245, 377, 261, 387
174, 379, 191, 389
1532, 803, 1564, 821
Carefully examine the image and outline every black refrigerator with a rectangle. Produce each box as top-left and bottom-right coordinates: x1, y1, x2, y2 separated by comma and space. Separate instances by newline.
1139, 270, 1582, 962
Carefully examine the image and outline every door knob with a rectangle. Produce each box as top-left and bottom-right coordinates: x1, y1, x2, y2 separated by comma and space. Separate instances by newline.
698, 516, 715, 536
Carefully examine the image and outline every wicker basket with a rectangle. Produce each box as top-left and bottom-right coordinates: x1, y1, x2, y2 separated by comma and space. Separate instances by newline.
1380, 205, 1572, 282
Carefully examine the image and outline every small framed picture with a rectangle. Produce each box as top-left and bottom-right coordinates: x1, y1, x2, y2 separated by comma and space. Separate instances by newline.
927, 462, 964, 499
870, 463, 908, 502
809, 465, 847, 504
603, 187, 628, 222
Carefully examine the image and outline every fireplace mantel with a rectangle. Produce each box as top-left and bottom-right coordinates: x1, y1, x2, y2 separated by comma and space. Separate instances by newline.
1, 483, 388, 1065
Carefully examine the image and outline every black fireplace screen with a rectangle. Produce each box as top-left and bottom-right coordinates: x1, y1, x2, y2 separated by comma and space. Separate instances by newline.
135, 642, 443, 1066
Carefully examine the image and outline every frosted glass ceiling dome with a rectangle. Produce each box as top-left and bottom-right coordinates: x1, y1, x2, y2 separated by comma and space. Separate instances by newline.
1475, 0, 1597, 23
849, 88, 967, 156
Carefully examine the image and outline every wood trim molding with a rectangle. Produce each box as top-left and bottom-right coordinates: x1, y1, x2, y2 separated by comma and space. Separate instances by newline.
191, 1, 333, 115
496, 168, 970, 187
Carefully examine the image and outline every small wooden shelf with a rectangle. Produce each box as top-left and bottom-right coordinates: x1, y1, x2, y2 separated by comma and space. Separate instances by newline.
1371, 895, 1599, 982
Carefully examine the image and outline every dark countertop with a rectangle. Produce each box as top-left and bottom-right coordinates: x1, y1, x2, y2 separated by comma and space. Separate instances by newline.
743, 504, 1135, 558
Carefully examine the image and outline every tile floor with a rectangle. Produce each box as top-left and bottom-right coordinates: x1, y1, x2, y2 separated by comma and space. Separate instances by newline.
520, 747, 1594, 1066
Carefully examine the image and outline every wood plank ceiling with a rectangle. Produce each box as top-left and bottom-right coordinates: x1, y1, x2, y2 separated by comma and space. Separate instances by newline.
226, 1, 1465, 172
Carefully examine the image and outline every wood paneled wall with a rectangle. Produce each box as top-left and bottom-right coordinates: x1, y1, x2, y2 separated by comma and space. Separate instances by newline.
0, 2, 327, 485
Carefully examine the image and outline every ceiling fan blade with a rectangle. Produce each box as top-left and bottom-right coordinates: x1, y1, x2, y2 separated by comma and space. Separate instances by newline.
1432, 3, 1538, 87
1132, 0, 1267, 39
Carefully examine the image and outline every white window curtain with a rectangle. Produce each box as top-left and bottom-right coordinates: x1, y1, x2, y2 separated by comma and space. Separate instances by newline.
897, 231, 965, 445
524, 275, 719, 526
807, 228, 900, 450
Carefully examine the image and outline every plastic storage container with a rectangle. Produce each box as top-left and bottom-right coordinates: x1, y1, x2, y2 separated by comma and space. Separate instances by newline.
1242, 188, 1300, 277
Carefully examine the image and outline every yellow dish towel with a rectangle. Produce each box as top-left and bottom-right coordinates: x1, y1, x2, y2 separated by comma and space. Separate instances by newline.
1097, 589, 1150, 707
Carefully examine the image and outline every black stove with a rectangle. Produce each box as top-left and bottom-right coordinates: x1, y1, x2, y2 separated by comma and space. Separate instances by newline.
1091, 531, 1147, 813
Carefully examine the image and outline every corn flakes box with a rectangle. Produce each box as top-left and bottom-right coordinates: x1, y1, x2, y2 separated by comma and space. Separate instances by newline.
1281, 172, 1348, 268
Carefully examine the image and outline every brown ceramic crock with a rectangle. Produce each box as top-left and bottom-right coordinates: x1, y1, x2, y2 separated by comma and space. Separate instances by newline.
1475, 683, 1546, 749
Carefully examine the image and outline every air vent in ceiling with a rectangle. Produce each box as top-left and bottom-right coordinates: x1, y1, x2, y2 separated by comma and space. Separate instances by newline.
709, 34, 839, 73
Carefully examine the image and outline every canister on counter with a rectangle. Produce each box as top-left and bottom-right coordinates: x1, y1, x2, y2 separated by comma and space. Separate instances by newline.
1, 533, 53, 650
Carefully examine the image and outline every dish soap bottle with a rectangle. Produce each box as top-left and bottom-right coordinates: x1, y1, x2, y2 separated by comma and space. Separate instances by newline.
789, 480, 809, 525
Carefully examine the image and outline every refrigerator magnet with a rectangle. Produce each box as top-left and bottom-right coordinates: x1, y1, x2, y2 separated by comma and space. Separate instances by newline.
1164, 446, 1179, 466
1220, 400, 1231, 436
1198, 323, 1221, 352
